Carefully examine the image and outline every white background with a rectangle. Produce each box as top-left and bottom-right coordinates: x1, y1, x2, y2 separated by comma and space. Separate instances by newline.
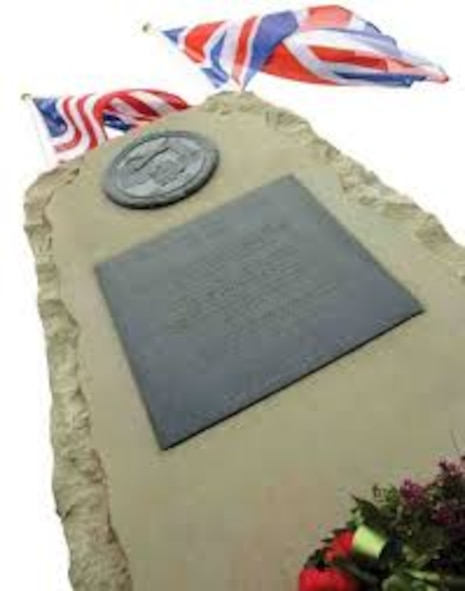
1, 1, 464, 588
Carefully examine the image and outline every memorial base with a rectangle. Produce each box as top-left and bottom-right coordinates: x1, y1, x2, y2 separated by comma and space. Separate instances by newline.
25, 92, 465, 591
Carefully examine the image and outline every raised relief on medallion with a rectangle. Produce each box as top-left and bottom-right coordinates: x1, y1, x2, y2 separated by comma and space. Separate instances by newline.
103, 131, 219, 209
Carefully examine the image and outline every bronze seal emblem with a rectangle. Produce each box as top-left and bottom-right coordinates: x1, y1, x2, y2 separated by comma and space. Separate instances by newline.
103, 131, 219, 208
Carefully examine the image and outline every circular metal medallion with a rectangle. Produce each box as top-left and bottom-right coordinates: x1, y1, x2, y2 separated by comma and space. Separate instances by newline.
103, 131, 219, 209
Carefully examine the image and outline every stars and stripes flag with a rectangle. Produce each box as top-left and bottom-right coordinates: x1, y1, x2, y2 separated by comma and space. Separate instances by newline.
28, 89, 190, 162
159, 5, 448, 89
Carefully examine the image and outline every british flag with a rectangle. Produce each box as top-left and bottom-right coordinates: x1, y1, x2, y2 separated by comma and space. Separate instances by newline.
30, 89, 190, 162
161, 5, 448, 89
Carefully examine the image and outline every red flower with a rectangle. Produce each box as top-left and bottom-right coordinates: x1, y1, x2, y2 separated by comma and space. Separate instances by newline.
325, 531, 355, 563
299, 567, 360, 591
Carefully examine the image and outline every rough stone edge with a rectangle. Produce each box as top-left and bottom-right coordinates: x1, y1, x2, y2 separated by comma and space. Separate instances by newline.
24, 162, 133, 590
203, 92, 465, 283
23, 92, 465, 590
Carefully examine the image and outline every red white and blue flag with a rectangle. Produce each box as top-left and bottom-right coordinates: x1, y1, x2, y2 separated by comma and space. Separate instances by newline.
30, 89, 190, 162
161, 5, 448, 89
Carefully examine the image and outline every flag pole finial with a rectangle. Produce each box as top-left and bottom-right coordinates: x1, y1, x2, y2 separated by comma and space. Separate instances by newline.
22, 91, 57, 169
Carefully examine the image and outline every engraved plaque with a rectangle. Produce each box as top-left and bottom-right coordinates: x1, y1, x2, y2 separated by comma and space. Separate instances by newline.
96, 175, 423, 449
102, 131, 219, 208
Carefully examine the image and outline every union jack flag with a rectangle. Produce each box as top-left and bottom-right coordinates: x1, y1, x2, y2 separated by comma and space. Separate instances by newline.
161, 5, 448, 89
29, 89, 190, 162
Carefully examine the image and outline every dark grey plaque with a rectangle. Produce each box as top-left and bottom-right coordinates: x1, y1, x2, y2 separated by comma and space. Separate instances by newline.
96, 175, 423, 449
103, 131, 219, 208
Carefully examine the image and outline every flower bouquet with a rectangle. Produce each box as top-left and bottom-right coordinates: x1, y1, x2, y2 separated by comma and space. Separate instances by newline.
299, 459, 465, 590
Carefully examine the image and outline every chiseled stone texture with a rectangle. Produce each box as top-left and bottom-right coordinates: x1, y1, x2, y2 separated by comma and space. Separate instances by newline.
25, 165, 132, 590
24, 92, 465, 590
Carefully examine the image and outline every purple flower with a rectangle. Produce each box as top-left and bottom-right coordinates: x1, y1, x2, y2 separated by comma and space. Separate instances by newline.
438, 460, 463, 478
434, 504, 457, 527
400, 479, 426, 507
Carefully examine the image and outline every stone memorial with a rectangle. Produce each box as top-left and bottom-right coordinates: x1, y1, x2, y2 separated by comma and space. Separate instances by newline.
25, 93, 465, 590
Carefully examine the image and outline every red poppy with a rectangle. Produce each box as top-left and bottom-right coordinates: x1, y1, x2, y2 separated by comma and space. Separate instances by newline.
325, 530, 355, 563
299, 567, 360, 591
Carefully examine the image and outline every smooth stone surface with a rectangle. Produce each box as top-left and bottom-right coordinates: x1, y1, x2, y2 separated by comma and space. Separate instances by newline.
97, 175, 422, 449
25, 93, 465, 591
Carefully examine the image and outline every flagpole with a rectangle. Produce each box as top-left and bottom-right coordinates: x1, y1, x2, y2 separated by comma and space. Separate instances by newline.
142, 22, 153, 35
21, 93, 57, 171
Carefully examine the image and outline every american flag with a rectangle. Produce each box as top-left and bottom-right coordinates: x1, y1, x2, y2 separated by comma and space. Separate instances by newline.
161, 5, 448, 89
29, 89, 190, 162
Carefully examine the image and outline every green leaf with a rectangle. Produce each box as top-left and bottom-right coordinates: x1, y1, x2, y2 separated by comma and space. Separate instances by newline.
332, 557, 380, 586
353, 497, 388, 531
382, 574, 413, 591
304, 547, 326, 568
382, 574, 433, 591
